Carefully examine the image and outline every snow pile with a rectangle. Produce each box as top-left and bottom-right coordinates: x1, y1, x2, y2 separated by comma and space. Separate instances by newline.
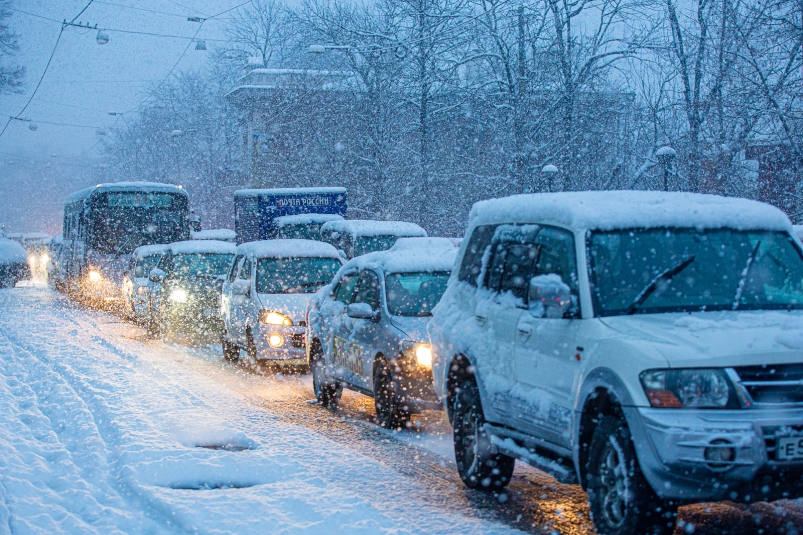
0, 238, 28, 263
469, 191, 792, 231
169, 240, 236, 255
191, 229, 237, 242
275, 214, 344, 226
321, 219, 427, 238
237, 239, 341, 259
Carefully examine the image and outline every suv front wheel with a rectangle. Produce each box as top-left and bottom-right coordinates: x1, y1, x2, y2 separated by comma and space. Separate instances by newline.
453, 378, 514, 490
587, 415, 678, 535
311, 343, 342, 408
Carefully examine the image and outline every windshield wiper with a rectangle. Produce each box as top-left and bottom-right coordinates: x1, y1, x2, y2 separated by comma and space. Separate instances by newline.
732, 241, 761, 310
626, 256, 695, 315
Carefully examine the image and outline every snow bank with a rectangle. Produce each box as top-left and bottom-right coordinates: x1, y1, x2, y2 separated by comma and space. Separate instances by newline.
275, 214, 344, 226
237, 239, 341, 259
191, 229, 237, 242
340, 246, 457, 275
469, 191, 792, 231
0, 238, 28, 263
321, 219, 427, 237
169, 240, 236, 255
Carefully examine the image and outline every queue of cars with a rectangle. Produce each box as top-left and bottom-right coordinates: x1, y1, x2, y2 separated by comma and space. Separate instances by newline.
47, 185, 803, 535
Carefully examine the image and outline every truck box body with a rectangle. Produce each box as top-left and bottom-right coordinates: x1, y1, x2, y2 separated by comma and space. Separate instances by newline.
234, 188, 347, 244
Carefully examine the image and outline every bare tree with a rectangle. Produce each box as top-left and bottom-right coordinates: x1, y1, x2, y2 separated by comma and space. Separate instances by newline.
0, 0, 24, 94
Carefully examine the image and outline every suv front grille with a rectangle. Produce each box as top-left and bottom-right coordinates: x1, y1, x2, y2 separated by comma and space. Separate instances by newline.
734, 364, 803, 406
291, 333, 305, 348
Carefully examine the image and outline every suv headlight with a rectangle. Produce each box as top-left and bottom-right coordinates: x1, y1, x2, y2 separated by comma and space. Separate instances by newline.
640, 368, 738, 409
259, 310, 293, 326
401, 341, 432, 368
169, 288, 188, 303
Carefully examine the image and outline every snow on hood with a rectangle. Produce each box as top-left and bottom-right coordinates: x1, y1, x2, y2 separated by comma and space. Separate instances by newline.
599, 310, 803, 367
389, 315, 431, 343
276, 214, 344, 226
0, 238, 27, 263
236, 239, 340, 259
339, 247, 457, 275
469, 191, 792, 232
321, 219, 427, 237
133, 243, 170, 258
169, 240, 236, 255
257, 292, 315, 323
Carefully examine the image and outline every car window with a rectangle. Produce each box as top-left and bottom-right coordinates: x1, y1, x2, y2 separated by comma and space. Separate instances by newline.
334, 273, 358, 304
229, 255, 243, 282
134, 254, 162, 278
353, 270, 381, 310
256, 257, 341, 294
458, 224, 500, 286
487, 242, 538, 302
533, 227, 578, 294
238, 257, 252, 281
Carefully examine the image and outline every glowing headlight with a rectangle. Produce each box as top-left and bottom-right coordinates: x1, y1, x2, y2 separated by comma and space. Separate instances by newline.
88, 270, 102, 282
268, 334, 284, 347
169, 288, 188, 303
259, 310, 293, 325
401, 341, 432, 368
28, 255, 36, 266
640, 368, 736, 409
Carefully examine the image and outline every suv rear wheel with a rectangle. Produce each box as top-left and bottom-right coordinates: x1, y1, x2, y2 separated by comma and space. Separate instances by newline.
373, 358, 410, 429
222, 333, 239, 362
311, 343, 342, 408
453, 378, 514, 490
587, 415, 678, 535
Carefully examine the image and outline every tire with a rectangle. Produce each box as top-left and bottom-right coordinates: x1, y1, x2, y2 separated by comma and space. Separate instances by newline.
452, 378, 515, 490
222, 333, 240, 362
373, 359, 410, 430
245, 328, 258, 361
310, 342, 341, 408
586, 416, 678, 535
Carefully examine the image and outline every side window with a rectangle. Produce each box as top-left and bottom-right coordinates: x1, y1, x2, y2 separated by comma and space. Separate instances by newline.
238, 257, 252, 281
334, 273, 359, 304
229, 255, 243, 283
532, 226, 580, 317
488, 242, 538, 302
458, 224, 501, 286
353, 270, 381, 310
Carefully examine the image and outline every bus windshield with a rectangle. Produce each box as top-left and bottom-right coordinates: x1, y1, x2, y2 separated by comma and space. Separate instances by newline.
90, 192, 188, 254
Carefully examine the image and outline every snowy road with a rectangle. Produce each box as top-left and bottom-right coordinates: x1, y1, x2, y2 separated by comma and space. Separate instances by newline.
1, 287, 802, 535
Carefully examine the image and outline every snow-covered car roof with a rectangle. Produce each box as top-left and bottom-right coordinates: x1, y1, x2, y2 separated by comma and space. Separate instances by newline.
793, 225, 803, 242
0, 238, 28, 264
340, 246, 457, 275
168, 240, 236, 255
65, 182, 186, 204
275, 214, 344, 226
234, 187, 346, 197
133, 244, 171, 258
191, 229, 236, 242
469, 191, 793, 232
321, 220, 427, 238
390, 237, 459, 251
236, 239, 341, 259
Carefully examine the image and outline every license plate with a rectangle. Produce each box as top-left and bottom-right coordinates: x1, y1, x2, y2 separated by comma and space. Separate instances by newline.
202, 307, 218, 318
776, 436, 803, 460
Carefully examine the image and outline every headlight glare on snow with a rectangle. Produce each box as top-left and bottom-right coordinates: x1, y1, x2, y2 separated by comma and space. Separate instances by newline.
640, 368, 736, 409
401, 341, 432, 368
169, 288, 188, 303
259, 310, 293, 326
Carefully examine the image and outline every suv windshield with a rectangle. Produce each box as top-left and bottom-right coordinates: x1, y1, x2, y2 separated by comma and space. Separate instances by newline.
276, 223, 323, 241
169, 253, 234, 279
256, 257, 341, 294
354, 235, 399, 257
385, 271, 450, 316
588, 228, 803, 316
134, 254, 162, 277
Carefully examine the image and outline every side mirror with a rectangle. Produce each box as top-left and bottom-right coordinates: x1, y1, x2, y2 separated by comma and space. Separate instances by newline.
231, 279, 250, 296
149, 268, 165, 283
529, 274, 572, 319
347, 302, 378, 321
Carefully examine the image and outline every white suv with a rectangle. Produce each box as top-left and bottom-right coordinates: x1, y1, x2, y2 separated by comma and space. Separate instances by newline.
429, 191, 803, 535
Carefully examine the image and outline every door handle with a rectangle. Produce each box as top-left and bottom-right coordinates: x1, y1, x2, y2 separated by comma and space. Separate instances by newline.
475, 313, 487, 324
517, 322, 533, 338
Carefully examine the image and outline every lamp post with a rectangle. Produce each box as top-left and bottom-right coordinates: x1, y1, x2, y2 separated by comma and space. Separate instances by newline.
655, 146, 676, 192
541, 164, 559, 192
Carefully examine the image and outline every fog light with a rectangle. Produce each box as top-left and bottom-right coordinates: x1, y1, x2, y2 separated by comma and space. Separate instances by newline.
704, 439, 735, 470
268, 334, 284, 348
88, 270, 102, 282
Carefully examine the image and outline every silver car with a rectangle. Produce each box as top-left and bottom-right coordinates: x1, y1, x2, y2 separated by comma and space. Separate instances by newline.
306, 245, 456, 428
123, 244, 169, 322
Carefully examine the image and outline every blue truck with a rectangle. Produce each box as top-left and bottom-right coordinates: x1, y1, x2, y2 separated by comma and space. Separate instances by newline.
234, 188, 348, 244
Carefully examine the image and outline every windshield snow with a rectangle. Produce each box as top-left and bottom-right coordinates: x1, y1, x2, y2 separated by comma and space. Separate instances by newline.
589, 228, 803, 316
256, 257, 341, 294
385, 271, 450, 316
168, 253, 234, 279
354, 235, 399, 257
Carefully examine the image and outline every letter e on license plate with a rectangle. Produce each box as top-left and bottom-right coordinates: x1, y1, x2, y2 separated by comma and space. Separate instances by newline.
777, 436, 803, 460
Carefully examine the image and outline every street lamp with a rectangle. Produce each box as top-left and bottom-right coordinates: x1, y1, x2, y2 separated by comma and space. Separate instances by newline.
96, 30, 109, 45
541, 164, 558, 192
655, 146, 676, 192
195, 39, 207, 51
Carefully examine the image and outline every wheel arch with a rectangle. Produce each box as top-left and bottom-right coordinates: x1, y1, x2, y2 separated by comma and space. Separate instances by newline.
444, 353, 488, 424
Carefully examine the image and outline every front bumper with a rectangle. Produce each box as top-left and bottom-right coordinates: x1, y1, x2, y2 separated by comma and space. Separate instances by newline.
392, 358, 440, 413
627, 406, 803, 502
253, 324, 307, 365
165, 304, 225, 334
